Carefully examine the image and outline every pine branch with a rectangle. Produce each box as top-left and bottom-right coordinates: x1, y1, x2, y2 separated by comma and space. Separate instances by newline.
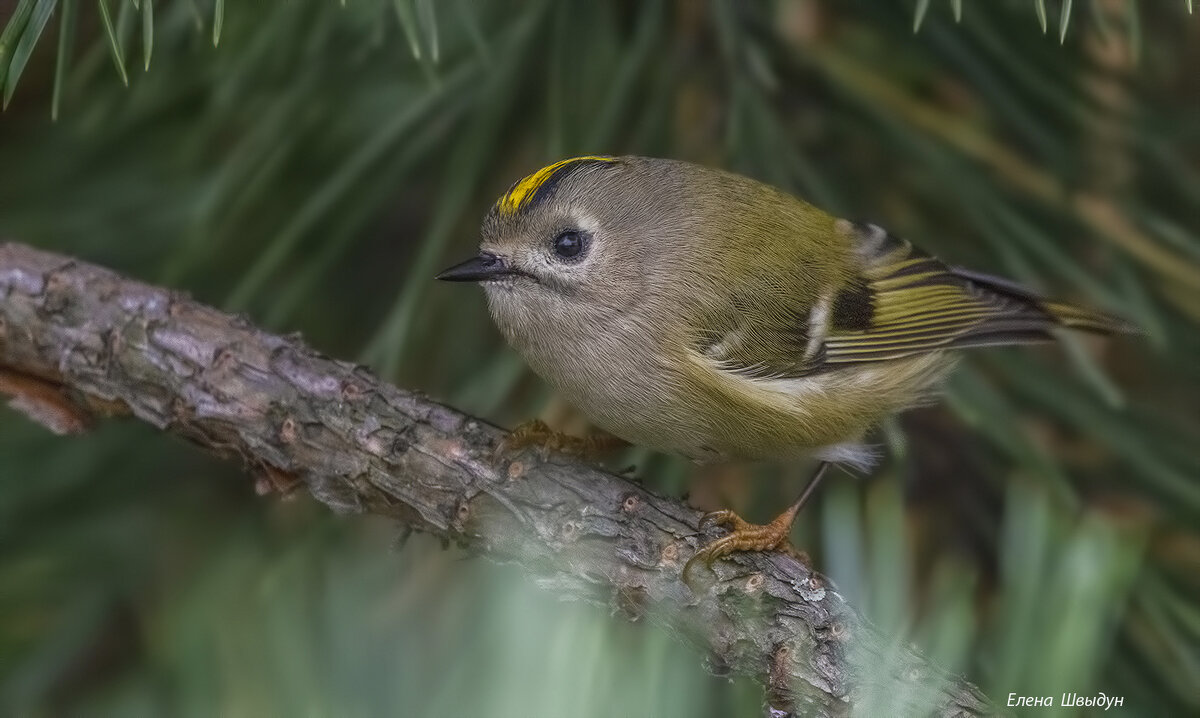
0, 241, 993, 718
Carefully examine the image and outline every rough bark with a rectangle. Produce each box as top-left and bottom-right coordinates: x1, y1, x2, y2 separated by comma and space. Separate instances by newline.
0, 241, 993, 717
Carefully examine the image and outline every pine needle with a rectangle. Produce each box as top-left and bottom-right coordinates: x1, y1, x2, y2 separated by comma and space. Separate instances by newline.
3, 0, 57, 109
51, 0, 76, 120
417, 0, 439, 62
393, 0, 422, 60
0, 0, 36, 98
212, 0, 223, 47
142, 0, 153, 71
913, 0, 931, 33
97, 0, 128, 86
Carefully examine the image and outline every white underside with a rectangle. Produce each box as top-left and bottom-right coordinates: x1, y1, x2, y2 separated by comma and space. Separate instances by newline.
812, 441, 880, 472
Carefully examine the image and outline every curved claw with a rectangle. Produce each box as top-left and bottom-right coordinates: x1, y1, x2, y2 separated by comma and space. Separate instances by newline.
494, 419, 552, 458
682, 510, 797, 587
698, 509, 734, 530
686, 537, 735, 572
683, 520, 753, 585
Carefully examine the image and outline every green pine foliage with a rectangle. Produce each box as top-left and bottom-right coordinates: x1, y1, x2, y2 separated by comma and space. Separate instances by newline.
2, 1, 1198, 715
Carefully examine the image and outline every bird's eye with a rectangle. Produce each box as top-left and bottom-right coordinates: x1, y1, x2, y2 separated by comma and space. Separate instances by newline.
552, 230, 587, 261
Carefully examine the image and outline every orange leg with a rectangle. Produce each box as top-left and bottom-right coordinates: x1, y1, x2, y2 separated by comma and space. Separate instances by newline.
684, 462, 832, 583
496, 419, 627, 461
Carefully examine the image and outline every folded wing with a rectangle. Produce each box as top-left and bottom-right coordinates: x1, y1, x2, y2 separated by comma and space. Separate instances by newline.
700, 221, 1133, 380
818, 222, 1132, 367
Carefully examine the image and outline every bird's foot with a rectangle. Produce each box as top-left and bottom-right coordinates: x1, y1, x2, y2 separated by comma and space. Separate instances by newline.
495, 419, 626, 461
683, 508, 809, 584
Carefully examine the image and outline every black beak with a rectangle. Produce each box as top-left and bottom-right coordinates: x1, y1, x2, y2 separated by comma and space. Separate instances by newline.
435, 252, 511, 282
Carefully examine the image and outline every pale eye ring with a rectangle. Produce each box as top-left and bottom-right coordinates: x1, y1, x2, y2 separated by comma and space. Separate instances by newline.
552, 230, 587, 261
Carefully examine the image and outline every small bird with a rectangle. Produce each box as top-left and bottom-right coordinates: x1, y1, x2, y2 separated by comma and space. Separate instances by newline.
436, 155, 1131, 576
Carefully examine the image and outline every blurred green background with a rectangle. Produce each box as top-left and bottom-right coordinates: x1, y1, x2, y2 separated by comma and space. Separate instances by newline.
2, 0, 1199, 715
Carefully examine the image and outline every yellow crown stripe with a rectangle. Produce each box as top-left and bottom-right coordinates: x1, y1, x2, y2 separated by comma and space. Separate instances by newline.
496, 155, 617, 216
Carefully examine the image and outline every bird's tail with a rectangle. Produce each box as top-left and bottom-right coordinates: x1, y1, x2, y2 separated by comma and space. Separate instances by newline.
1039, 300, 1139, 336
949, 267, 1138, 338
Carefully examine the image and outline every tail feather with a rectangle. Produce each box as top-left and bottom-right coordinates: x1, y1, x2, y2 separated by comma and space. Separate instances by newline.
950, 267, 1137, 338
1041, 300, 1139, 336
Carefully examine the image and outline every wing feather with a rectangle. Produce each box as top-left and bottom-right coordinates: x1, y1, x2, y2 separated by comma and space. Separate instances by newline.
821, 223, 1131, 366
698, 219, 1132, 381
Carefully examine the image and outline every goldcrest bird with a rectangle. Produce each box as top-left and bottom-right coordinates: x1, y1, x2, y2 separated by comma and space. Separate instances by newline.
436, 155, 1131, 575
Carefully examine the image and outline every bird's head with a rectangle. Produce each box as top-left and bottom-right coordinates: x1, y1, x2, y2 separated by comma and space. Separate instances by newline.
437, 156, 681, 342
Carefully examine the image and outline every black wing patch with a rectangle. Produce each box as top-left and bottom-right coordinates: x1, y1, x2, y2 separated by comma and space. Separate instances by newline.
830, 278, 875, 332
